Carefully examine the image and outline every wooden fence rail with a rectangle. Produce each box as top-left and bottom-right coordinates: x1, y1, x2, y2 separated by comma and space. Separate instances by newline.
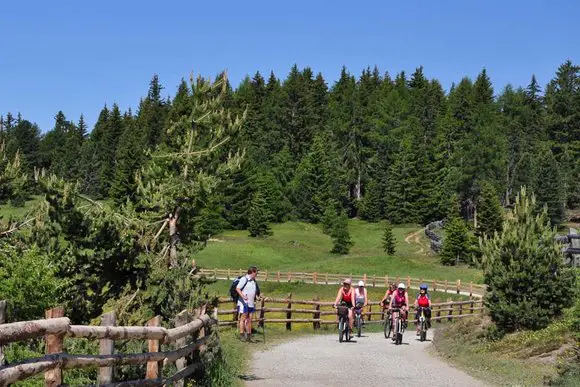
0, 303, 218, 387
199, 268, 486, 297
217, 296, 485, 330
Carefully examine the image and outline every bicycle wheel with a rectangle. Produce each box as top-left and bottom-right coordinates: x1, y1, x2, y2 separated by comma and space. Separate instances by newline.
384, 316, 392, 339
395, 319, 402, 345
338, 319, 344, 343
420, 323, 427, 342
357, 315, 362, 337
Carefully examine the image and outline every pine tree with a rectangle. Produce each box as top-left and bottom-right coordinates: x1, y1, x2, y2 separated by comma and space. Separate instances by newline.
482, 187, 577, 332
321, 200, 339, 235
358, 179, 382, 222
330, 210, 352, 254
385, 136, 419, 224
248, 191, 272, 238
382, 221, 396, 255
476, 181, 504, 239
439, 196, 470, 266
99, 104, 124, 196
535, 150, 565, 226
138, 74, 169, 149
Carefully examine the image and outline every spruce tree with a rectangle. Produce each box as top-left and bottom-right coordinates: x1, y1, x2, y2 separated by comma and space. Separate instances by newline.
476, 181, 504, 239
482, 187, 576, 332
358, 179, 382, 222
382, 221, 396, 255
330, 210, 353, 254
321, 201, 339, 235
535, 150, 565, 227
248, 191, 272, 238
439, 196, 470, 266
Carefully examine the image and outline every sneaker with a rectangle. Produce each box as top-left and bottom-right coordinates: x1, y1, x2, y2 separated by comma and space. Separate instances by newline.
416, 331, 420, 336
239, 333, 247, 342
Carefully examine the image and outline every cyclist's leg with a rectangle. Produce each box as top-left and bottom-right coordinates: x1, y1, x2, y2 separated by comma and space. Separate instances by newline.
348, 308, 354, 330
415, 307, 421, 334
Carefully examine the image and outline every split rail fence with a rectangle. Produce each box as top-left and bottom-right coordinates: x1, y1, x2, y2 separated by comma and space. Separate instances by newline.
0, 301, 218, 387
216, 296, 485, 330
199, 268, 486, 298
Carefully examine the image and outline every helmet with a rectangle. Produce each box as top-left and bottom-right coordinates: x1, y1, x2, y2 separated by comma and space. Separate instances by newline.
358, 280, 365, 287
420, 283, 428, 290
397, 283, 406, 290
343, 278, 352, 285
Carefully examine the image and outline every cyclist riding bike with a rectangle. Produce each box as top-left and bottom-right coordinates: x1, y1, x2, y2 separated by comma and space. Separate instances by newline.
333, 278, 355, 331
414, 283, 432, 335
380, 283, 397, 308
354, 280, 368, 325
389, 283, 409, 340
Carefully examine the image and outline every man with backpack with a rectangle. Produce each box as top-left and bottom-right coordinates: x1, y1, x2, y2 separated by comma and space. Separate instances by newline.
232, 266, 260, 342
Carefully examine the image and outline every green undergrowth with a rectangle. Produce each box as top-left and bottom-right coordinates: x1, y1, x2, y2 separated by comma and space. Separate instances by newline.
433, 305, 579, 386
195, 220, 483, 283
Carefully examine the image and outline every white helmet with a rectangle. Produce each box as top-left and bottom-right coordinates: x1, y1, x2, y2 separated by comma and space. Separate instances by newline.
358, 280, 365, 287
397, 283, 406, 289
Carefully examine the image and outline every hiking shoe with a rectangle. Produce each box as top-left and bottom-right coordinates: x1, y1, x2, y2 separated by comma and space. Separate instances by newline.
239, 333, 247, 342
416, 331, 420, 336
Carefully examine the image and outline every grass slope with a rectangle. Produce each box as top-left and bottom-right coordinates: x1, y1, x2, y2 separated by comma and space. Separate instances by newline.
196, 220, 483, 283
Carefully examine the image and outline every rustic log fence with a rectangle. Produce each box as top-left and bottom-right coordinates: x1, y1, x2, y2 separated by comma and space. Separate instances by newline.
217, 296, 484, 330
0, 303, 218, 386
199, 268, 486, 297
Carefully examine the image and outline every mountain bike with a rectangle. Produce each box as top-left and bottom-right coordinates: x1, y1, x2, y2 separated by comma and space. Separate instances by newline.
392, 307, 405, 345
354, 303, 364, 337
336, 303, 351, 343
383, 306, 392, 339
417, 307, 428, 342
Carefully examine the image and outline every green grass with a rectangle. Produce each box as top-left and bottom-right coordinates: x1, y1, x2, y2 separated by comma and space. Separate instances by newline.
432, 315, 579, 386
196, 220, 483, 283
0, 195, 41, 220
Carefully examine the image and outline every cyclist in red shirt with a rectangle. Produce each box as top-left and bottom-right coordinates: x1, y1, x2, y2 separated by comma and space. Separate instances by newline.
333, 278, 355, 331
389, 283, 409, 339
413, 283, 432, 335
380, 283, 397, 308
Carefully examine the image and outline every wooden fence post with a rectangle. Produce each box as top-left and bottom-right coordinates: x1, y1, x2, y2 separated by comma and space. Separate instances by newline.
325, 273, 329, 285
146, 315, 162, 379
363, 273, 367, 285
227, 268, 231, 280
45, 307, 65, 387
470, 300, 474, 314
407, 276, 411, 289
313, 272, 318, 284
367, 304, 372, 322
447, 299, 453, 322
372, 275, 376, 288
458, 302, 463, 316
288, 272, 292, 282
469, 282, 473, 297
259, 298, 266, 329
435, 299, 441, 323
313, 297, 320, 330
174, 310, 190, 387
444, 280, 448, 293
264, 270, 268, 282
286, 293, 292, 331
98, 312, 116, 384
0, 300, 5, 367
385, 275, 388, 287
277, 271, 281, 282
433, 280, 437, 292
456, 280, 461, 295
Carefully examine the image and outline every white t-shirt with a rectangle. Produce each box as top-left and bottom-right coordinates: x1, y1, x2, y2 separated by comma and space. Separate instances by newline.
236, 275, 257, 308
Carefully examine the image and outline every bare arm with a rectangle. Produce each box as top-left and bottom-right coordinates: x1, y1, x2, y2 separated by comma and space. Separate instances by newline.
405, 292, 409, 310
364, 288, 368, 307
334, 288, 342, 307
351, 290, 355, 308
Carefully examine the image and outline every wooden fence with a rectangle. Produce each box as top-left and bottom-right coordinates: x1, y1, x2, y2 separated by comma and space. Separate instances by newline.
199, 268, 486, 297
0, 301, 218, 386
216, 296, 485, 330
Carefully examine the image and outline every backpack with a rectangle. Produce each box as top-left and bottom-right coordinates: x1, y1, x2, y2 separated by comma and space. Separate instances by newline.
229, 276, 261, 302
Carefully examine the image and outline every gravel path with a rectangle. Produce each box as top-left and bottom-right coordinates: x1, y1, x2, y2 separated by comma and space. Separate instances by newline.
243, 330, 488, 387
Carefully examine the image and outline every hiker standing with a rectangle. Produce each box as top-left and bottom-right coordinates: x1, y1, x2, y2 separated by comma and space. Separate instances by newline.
236, 266, 259, 342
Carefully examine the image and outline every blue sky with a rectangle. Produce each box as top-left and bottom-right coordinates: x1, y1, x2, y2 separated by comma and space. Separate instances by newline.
1, 0, 578, 132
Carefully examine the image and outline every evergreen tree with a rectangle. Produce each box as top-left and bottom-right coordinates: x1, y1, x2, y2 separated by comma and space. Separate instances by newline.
358, 178, 382, 221
330, 210, 352, 254
321, 200, 339, 235
110, 111, 144, 204
99, 104, 124, 196
138, 74, 169, 149
476, 181, 504, 239
482, 187, 577, 332
385, 136, 419, 224
439, 196, 470, 265
382, 221, 396, 255
248, 191, 272, 238
535, 150, 565, 226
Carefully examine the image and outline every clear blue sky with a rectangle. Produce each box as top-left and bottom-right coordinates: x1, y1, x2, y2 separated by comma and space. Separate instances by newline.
1, 0, 578, 132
